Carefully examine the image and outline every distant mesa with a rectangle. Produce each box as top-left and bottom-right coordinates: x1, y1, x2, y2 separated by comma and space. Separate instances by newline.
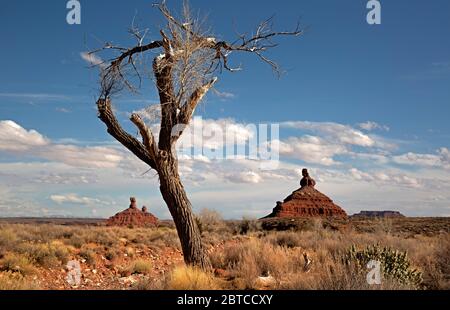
106, 197, 159, 227
264, 169, 348, 219
352, 211, 405, 218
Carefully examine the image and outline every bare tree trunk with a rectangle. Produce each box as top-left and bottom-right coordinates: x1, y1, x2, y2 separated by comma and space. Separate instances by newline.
157, 156, 211, 270
94, 1, 302, 271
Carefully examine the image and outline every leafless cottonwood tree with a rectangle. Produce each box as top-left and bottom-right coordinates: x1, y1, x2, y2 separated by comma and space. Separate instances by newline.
91, 1, 303, 269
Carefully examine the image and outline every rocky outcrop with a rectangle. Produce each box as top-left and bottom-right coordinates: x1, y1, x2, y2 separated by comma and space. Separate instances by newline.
264, 169, 347, 219
352, 211, 405, 218
107, 197, 159, 227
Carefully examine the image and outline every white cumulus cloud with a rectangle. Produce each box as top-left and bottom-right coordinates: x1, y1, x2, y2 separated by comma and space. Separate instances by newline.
358, 121, 390, 132
276, 136, 347, 166
0, 120, 49, 151
50, 193, 112, 206
281, 121, 376, 148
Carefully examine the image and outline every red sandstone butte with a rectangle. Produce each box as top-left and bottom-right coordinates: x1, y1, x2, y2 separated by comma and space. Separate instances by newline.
107, 197, 159, 227
265, 169, 347, 219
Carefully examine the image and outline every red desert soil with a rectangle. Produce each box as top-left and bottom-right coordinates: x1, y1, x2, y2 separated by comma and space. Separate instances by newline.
34, 239, 241, 290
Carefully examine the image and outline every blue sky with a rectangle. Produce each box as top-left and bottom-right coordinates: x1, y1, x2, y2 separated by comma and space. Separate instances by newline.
0, 0, 449, 219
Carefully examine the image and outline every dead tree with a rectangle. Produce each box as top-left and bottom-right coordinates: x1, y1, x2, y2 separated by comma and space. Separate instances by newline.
91, 1, 303, 269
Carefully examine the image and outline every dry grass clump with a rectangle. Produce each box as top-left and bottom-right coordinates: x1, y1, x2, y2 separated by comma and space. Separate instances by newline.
0, 272, 39, 290
421, 234, 450, 289
105, 248, 120, 261
79, 246, 97, 267
167, 266, 219, 290
146, 228, 181, 250
196, 209, 229, 234
0, 253, 36, 276
211, 238, 303, 289
0, 219, 448, 291
435, 235, 450, 289
17, 242, 70, 268
195, 209, 235, 247
127, 259, 153, 275
282, 261, 415, 290
210, 225, 446, 290
266, 231, 301, 248
134, 265, 218, 290
0, 227, 19, 250
236, 218, 262, 235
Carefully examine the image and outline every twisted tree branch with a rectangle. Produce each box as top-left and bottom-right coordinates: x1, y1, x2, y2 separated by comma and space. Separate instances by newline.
97, 98, 157, 170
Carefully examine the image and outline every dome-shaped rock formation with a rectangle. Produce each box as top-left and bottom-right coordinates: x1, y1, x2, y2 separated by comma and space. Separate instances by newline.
265, 169, 347, 219
107, 197, 159, 227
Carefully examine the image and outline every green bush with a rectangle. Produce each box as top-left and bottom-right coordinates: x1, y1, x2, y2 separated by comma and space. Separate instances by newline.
344, 244, 423, 288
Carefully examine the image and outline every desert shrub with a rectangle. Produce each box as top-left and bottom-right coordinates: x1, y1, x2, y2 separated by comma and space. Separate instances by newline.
237, 218, 262, 235
79, 247, 96, 267
284, 262, 412, 290
167, 266, 218, 290
424, 235, 450, 289
0, 272, 39, 290
127, 259, 153, 275
214, 238, 301, 289
267, 232, 301, 248
344, 244, 423, 288
132, 277, 165, 290
18, 243, 67, 268
0, 227, 18, 250
0, 253, 36, 276
92, 230, 118, 247
436, 235, 450, 283
374, 218, 394, 235
201, 231, 224, 247
147, 229, 181, 250
49, 241, 71, 264
105, 249, 119, 261
302, 218, 324, 232
196, 209, 229, 234
13, 225, 73, 243
65, 235, 86, 249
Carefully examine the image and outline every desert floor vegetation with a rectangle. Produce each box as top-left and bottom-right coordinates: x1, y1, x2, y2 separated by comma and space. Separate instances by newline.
0, 216, 448, 290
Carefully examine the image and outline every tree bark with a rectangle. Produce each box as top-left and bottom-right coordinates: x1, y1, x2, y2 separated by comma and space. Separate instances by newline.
157, 156, 211, 270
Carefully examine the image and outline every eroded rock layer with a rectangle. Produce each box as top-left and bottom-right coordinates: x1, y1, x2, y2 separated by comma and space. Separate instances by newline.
265, 169, 348, 219
107, 197, 159, 227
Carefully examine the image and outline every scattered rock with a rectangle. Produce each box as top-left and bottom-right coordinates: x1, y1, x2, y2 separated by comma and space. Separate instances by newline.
254, 272, 276, 289
119, 276, 137, 286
